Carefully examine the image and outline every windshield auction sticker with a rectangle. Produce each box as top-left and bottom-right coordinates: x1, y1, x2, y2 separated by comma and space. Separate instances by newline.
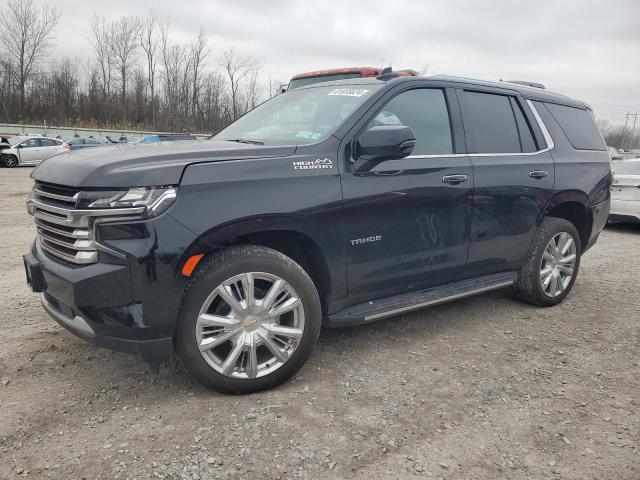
328, 88, 369, 97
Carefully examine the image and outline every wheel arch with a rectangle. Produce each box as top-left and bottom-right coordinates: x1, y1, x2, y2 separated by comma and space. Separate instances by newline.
179, 215, 335, 314
542, 191, 592, 252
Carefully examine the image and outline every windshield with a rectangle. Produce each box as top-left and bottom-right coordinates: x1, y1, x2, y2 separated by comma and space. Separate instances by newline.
213, 84, 379, 145
613, 161, 640, 175
288, 73, 363, 90
9, 136, 27, 146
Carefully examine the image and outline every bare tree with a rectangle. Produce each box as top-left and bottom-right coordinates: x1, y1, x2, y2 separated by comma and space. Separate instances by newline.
265, 77, 286, 99
109, 16, 141, 123
189, 28, 209, 119
0, 0, 60, 115
244, 69, 261, 112
140, 11, 159, 127
220, 48, 259, 120
89, 14, 112, 124
159, 18, 188, 129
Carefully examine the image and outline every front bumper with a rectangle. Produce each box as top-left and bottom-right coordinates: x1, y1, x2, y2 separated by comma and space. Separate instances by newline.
39, 291, 172, 361
24, 237, 176, 362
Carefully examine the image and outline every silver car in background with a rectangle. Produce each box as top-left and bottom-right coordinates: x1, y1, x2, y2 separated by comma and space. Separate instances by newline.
1, 136, 69, 167
610, 159, 640, 223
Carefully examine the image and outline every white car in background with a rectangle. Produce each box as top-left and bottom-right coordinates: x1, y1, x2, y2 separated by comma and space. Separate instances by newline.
1, 136, 69, 167
610, 159, 640, 223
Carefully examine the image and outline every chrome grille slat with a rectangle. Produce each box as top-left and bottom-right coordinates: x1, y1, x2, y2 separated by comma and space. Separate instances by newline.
40, 240, 98, 264
34, 218, 89, 239
37, 228, 95, 251
33, 188, 77, 204
30, 182, 144, 265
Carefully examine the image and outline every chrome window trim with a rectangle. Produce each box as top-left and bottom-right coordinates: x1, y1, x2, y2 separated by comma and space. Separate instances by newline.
402, 99, 555, 160
526, 99, 555, 150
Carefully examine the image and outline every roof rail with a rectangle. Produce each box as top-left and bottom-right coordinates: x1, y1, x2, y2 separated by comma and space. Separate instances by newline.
504, 79, 546, 90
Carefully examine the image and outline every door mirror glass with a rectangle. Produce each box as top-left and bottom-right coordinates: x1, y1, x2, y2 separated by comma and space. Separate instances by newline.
355, 124, 416, 169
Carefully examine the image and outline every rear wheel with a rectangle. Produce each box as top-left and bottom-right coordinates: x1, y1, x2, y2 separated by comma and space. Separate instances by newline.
176, 245, 321, 394
515, 217, 581, 307
3, 155, 17, 168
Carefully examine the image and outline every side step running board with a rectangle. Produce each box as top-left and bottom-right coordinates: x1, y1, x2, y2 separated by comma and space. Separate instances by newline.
327, 271, 518, 327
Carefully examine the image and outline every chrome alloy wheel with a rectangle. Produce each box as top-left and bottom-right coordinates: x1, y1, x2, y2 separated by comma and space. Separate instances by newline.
539, 232, 577, 297
196, 272, 305, 379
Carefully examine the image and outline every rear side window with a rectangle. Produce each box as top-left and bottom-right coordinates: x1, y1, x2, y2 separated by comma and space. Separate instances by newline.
510, 98, 538, 153
462, 91, 521, 153
544, 103, 605, 151
368, 88, 453, 155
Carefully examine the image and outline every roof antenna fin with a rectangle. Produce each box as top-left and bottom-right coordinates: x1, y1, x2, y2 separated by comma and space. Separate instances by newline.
377, 66, 398, 81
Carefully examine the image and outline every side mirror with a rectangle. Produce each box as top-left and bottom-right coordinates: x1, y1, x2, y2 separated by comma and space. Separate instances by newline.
355, 125, 416, 171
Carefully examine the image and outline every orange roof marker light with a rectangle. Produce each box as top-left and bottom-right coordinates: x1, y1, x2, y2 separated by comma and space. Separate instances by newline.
182, 253, 205, 277
286, 67, 418, 91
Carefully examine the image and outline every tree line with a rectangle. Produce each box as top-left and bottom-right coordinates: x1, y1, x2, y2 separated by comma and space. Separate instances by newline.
0, 0, 283, 134
597, 120, 640, 151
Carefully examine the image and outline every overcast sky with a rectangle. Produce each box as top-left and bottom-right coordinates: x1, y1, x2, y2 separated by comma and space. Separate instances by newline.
49, 0, 640, 125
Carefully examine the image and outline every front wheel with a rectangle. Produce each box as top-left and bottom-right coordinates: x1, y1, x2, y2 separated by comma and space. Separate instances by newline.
3, 155, 17, 168
176, 245, 321, 394
515, 217, 581, 307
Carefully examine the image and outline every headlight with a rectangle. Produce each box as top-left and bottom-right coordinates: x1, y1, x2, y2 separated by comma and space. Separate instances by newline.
75, 186, 177, 217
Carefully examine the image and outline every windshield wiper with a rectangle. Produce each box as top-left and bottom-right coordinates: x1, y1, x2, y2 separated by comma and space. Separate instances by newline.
226, 138, 264, 145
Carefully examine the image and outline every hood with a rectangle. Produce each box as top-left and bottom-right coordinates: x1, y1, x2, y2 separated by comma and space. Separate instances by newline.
30, 140, 297, 188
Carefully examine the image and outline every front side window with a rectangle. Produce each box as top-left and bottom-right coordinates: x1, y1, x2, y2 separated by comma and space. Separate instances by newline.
367, 89, 453, 155
21, 138, 41, 148
462, 91, 521, 154
214, 84, 381, 145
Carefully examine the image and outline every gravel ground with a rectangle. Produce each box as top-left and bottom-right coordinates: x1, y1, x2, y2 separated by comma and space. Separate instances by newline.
1, 167, 639, 480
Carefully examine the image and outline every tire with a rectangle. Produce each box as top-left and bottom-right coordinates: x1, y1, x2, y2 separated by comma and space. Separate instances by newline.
515, 217, 581, 307
176, 245, 322, 394
3, 155, 17, 168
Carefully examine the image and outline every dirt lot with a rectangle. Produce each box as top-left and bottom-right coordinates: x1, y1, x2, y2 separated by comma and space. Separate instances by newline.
0, 167, 638, 480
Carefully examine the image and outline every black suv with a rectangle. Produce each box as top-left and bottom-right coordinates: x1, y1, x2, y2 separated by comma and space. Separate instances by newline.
23, 72, 610, 393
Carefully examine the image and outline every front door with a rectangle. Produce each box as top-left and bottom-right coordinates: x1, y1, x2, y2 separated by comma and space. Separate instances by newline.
17, 138, 43, 164
340, 86, 473, 300
457, 88, 555, 274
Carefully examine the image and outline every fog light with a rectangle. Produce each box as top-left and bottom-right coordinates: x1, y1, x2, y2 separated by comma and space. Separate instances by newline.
26, 201, 35, 215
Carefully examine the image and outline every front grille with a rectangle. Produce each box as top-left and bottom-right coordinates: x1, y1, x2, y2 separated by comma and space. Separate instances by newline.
33, 183, 78, 206
30, 182, 146, 265
31, 182, 98, 265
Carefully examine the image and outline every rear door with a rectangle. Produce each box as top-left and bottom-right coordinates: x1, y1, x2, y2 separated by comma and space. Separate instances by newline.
340, 85, 473, 300
39, 138, 63, 161
458, 88, 554, 274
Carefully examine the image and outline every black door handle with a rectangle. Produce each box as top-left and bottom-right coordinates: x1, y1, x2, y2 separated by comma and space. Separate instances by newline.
529, 170, 548, 179
442, 174, 469, 185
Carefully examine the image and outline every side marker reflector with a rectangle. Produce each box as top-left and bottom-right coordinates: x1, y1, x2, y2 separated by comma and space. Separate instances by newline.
182, 254, 204, 277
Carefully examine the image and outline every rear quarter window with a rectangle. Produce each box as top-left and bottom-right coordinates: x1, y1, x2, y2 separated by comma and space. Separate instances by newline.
544, 103, 605, 151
